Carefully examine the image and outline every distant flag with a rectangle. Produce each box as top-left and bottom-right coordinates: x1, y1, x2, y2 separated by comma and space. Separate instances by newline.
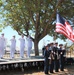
55, 12, 74, 42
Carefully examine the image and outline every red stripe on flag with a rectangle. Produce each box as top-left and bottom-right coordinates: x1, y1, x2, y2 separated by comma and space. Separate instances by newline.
56, 13, 74, 42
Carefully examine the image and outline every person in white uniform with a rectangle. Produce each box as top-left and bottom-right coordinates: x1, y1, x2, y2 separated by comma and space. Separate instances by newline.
0, 33, 6, 59
10, 35, 16, 59
19, 34, 25, 58
26, 35, 32, 58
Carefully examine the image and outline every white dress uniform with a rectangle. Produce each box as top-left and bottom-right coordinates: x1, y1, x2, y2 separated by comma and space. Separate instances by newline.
26, 36, 32, 57
0, 36, 6, 58
10, 37, 16, 59
19, 37, 25, 58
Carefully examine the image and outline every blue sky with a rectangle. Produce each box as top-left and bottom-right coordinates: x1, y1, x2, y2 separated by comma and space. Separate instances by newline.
0, 26, 70, 50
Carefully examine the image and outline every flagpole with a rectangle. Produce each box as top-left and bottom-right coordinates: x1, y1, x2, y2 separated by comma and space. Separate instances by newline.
53, 31, 57, 43
54, 1, 58, 43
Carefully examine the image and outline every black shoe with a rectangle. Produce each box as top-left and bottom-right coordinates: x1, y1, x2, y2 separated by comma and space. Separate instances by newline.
45, 73, 49, 75
12, 57, 14, 59
50, 72, 54, 73
61, 70, 64, 71
1, 57, 3, 59
55, 71, 59, 72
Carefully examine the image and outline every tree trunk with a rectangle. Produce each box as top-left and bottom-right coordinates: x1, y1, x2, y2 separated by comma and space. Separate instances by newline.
34, 40, 39, 56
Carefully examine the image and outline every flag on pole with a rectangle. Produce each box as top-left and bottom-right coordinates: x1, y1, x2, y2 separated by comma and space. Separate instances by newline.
55, 12, 74, 42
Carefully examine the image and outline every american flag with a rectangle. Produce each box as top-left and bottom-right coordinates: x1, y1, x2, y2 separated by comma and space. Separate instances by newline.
56, 12, 74, 42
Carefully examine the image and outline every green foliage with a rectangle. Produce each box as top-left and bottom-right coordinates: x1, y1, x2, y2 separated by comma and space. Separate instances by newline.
0, 0, 74, 55
0, 0, 74, 40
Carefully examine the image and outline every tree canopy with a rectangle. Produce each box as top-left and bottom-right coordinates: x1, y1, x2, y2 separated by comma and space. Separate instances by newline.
0, 0, 74, 55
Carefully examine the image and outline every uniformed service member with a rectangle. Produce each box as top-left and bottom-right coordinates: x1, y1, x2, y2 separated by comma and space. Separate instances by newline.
49, 42, 54, 73
42, 45, 46, 56
58, 44, 65, 71
53, 42, 59, 72
19, 34, 25, 58
44, 45, 50, 75
26, 35, 32, 58
10, 35, 16, 59
0, 33, 6, 59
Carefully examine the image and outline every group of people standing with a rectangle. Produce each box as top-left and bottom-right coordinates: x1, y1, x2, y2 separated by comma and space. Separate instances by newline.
43, 42, 66, 75
0, 33, 32, 59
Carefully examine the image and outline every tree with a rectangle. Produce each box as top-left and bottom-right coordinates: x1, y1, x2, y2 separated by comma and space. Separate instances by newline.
0, 5, 5, 32
0, 0, 74, 56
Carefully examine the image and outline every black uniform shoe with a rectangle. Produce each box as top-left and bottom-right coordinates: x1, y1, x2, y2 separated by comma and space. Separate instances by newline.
45, 73, 50, 75
50, 71, 54, 73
